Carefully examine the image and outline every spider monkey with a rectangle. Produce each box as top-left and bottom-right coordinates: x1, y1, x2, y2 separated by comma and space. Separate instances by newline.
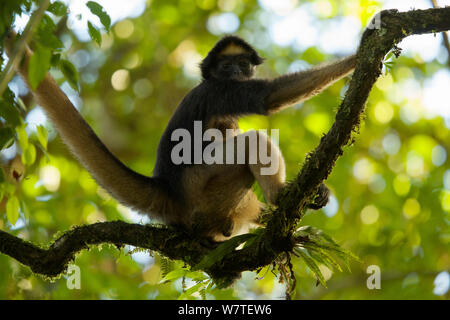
6, 34, 356, 241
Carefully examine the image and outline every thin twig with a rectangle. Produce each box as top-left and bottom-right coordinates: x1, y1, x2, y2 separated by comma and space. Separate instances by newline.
0, 0, 50, 97
430, 0, 450, 66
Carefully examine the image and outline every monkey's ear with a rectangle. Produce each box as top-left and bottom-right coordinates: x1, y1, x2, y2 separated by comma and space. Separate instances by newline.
200, 54, 215, 80
250, 52, 264, 66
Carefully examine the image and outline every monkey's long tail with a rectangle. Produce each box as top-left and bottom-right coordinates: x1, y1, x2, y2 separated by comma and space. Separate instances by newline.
5, 32, 174, 219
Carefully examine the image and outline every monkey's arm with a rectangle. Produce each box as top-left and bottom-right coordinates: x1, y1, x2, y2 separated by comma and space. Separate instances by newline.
265, 54, 357, 113
5, 35, 167, 213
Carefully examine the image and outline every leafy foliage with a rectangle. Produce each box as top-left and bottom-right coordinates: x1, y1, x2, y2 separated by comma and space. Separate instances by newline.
0, 0, 448, 300
28, 44, 51, 89
87, 21, 101, 46
193, 233, 256, 270
47, 1, 67, 17
293, 226, 361, 287
86, 1, 111, 31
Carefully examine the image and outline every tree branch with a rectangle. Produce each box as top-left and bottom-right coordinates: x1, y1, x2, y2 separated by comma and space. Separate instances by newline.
0, 221, 209, 277
1, 7, 450, 285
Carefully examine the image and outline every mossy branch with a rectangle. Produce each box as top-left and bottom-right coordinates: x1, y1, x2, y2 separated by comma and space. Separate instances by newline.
1, 7, 450, 285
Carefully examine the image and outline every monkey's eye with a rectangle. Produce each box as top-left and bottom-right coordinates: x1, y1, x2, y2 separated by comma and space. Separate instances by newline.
239, 61, 249, 69
222, 62, 232, 70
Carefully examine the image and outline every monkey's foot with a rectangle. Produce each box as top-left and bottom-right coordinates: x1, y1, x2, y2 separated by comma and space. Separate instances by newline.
307, 183, 330, 210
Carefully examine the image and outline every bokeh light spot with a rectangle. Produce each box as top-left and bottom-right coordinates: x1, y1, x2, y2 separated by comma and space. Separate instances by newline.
360, 205, 379, 225
111, 69, 130, 91
403, 198, 421, 219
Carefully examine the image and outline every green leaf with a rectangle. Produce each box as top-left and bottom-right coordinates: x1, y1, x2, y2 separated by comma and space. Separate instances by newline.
36, 125, 48, 150
160, 257, 174, 278
16, 124, 28, 150
304, 241, 360, 272
294, 225, 320, 238
28, 45, 52, 90
0, 99, 22, 127
199, 287, 207, 300
193, 233, 256, 271
178, 282, 206, 300
303, 245, 343, 272
35, 14, 63, 50
309, 240, 356, 260
242, 227, 264, 249
20, 199, 30, 221
50, 53, 61, 67
6, 196, 20, 226
58, 59, 79, 91
316, 229, 340, 246
316, 249, 343, 272
321, 240, 360, 263
15, 97, 27, 113
0, 127, 15, 150
87, 21, 102, 46
40, 14, 57, 31
159, 269, 186, 283
86, 1, 111, 31
185, 271, 209, 282
22, 143, 36, 166
47, 1, 67, 16
294, 226, 361, 266
384, 51, 394, 61
36, 32, 64, 50
294, 248, 327, 288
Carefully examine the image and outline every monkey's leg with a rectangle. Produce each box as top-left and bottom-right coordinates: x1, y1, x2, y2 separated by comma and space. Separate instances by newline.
307, 183, 330, 209
182, 162, 260, 240
232, 130, 286, 204
232, 131, 329, 208
182, 131, 285, 239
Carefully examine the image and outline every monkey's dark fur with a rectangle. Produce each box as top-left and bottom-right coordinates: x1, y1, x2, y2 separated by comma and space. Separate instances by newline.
200, 36, 264, 79
155, 38, 269, 200
7, 33, 356, 241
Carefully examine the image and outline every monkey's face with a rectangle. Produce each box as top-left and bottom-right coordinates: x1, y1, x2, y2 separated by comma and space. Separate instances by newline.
212, 55, 255, 81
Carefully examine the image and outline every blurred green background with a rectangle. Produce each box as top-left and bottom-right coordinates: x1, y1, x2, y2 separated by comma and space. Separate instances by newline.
0, 0, 449, 299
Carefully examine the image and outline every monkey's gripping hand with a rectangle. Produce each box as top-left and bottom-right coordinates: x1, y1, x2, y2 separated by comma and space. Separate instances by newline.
306, 183, 330, 210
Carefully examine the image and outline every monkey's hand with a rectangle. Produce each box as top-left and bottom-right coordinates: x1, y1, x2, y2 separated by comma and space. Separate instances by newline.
306, 183, 330, 210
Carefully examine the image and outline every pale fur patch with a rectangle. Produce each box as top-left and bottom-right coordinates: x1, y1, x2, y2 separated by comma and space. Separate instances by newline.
219, 43, 247, 56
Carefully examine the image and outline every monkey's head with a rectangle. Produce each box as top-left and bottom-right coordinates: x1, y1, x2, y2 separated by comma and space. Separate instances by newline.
200, 36, 264, 81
